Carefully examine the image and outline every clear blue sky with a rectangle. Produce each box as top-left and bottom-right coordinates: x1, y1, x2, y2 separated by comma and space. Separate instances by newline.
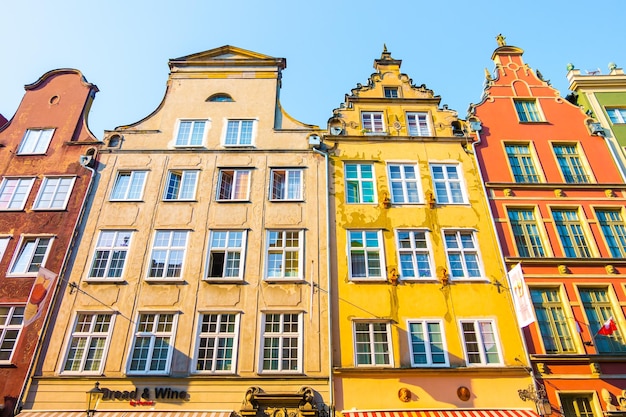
1, 0, 622, 136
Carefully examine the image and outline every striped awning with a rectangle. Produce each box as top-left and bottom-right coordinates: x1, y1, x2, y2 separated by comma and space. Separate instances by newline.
18, 411, 233, 417
342, 410, 539, 417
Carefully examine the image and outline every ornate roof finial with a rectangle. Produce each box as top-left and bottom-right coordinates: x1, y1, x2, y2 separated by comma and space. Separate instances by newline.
484, 68, 492, 81
380, 44, 393, 61
496, 34, 506, 47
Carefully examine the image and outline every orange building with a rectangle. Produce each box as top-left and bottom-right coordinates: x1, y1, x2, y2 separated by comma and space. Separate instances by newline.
0, 69, 100, 416
470, 36, 626, 417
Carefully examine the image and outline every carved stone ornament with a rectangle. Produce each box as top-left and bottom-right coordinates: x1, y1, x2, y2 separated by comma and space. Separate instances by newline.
237, 386, 319, 417
590, 362, 601, 375
398, 388, 411, 402
602, 388, 617, 411
457, 386, 471, 401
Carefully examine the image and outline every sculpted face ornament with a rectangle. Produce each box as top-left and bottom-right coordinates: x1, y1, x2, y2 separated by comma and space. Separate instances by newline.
398, 388, 411, 402
457, 386, 471, 402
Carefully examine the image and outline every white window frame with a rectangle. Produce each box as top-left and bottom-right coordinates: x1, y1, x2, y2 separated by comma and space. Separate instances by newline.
0, 177, 35, 210
396, 229, 435, 280
0, 305, 25, 364
0, 237, 10, 262
205, 230, 247, 280
260, 312, 302, 373
163, 170, 199, 201
459, 319, 502, 366
110, 171, 147, 201
387, 163, 421, 204
8, 236, 53, 276
61, 312, 115, 374
127, 312, 178, 375
407, 319, 449, 367
345, 163, 376, 204
33, 176, 76, 210
270, 168, 303, 201
443, 230, 484, 280
361, 111, 385, 133
175, 119, 208, 147
217, 169, 251, 201
353, 321, 393, 367
406, 112, 431, 136
17, 128, 55, 155
147, 230, 188, 280
265, 230, 304, 280
430, 163, 467, 204
607, 108, 626, 124
87, 230, 132, 280
193, 312, 240, 374
348, 230, 385, 281
383, 87, 398, 98
223, 119, 256, 146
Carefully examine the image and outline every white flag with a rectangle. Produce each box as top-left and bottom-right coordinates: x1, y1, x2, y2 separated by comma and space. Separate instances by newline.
507, 263, 536, 328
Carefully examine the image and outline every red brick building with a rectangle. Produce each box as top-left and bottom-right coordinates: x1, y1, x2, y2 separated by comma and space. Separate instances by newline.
470, 38, 626, 417
0, 69, 99, 416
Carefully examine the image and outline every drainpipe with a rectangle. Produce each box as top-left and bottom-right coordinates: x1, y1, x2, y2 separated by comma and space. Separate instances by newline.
312, 145, 333, 417
16, 153, 98, 415
470, 125, 544, 413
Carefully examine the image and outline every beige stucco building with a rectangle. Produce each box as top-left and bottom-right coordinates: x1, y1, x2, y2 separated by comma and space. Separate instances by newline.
20, 46, 330, 417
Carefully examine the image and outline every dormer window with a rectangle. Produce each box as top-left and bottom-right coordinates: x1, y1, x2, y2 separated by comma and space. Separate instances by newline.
514, 99, 544, 122
207, 93, 234, 102
384, 87, 398, 98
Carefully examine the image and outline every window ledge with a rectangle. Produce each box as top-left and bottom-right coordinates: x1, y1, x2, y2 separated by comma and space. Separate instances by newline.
32, 208, 68, 211
109, 199, 144, 203
216, 200, 250, 203
162, 199, 198, 203
204, 278, 245, 284
258, 371, 304, 376
449, 278, 490, 283
173, 145, 206, 149
269, 199, 305, 203
349, 278, 388, 283
401, 278, 439, 283
0, 363, 17, 368
145, 278, 186, 284
264, 278, 307, 284
5, 273, 38, 278
85, 278, 126, 284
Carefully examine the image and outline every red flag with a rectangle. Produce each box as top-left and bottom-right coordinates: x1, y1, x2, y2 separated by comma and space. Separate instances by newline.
598, 317, 618, 336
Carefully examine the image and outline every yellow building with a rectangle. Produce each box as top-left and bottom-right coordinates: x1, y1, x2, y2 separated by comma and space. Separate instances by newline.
20, 46, 330, 417
322, 47, 536, 416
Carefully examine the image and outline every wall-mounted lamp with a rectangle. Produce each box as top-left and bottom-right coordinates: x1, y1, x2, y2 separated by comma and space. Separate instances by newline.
518, 384, 552, 416
86, 382, 104, 417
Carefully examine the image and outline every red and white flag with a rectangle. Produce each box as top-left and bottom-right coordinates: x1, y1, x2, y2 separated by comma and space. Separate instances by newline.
598, 317, 618, 336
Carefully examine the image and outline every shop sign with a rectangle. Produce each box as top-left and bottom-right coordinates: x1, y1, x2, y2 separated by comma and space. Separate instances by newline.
101, 386, 189, 405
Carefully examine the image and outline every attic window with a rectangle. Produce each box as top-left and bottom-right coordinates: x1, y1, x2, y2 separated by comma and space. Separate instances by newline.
207, 93, 234, 102
384, 87, 398, 98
